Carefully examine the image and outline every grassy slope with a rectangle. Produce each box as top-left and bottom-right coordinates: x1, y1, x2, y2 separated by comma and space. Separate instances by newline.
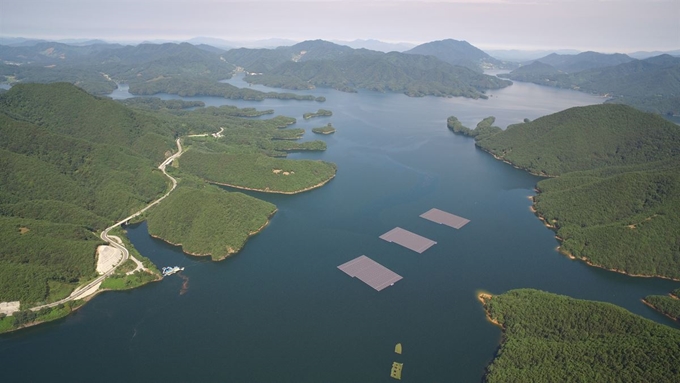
481, 289, 680, 382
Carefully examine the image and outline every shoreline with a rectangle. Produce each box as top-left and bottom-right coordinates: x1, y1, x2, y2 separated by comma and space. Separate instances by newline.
209, 174, 336, 195
148, 208, 278, 261
641, 299, 680, 323
477, 293, 503, 328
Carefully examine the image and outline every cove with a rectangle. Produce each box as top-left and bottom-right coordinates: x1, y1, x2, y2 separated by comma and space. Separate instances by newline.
2, 75, 678, 382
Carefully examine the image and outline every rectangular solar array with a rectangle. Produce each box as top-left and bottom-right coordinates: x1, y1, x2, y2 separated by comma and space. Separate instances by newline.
420, 208, 470, 229
379, 227, 437, 253
338, 255, 403, 291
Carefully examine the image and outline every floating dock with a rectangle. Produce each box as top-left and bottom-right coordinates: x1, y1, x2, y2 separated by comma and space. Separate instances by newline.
390, 361, 403, 380
380, 227, 437, 253
337, 255, 402, 291
420, 208, 470, 229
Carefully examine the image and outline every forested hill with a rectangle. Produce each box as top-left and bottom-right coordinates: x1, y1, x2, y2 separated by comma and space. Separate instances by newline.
404, 39, 512, 72
220, 40, 511, 99
0, 41, 327, 101
499, 54, 680, 115
481, 289, 680, 382
476, 104, 680, 176
1, 83, 175, 161
0, 83, 176, 305
526, 51, 635, 73
449, 104, 680, 280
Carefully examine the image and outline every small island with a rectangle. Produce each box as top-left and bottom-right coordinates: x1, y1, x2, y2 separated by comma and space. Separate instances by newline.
312, 123, 336, 135
303, 109, 333, 119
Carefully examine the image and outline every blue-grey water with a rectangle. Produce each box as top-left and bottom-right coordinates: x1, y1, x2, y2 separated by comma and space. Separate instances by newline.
2, 76, 678, 382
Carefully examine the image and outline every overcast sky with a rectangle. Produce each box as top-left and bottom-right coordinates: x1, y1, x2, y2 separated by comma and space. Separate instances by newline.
2, 0, 678, 52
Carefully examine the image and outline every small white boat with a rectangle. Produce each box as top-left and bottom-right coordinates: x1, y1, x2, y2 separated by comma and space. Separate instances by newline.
162, 266, 184, 277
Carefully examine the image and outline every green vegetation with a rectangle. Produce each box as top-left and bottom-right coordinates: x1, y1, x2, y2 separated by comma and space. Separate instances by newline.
0, 83, 173, 305
404, 38, 514, 72
303, 109, 333, 119
644, 291, 680, 321
219, 40, 511, 99
128, 77, 322, 102
474, 104, 680, 176
179, 151, 336, 193
146, 184, 276, 260
0, 300, 84, 334
446, 116, 500, 140
449, 104, 680, 279
500, 55, 680, 115
481, 289, 680, 382
312, 123, 336, 135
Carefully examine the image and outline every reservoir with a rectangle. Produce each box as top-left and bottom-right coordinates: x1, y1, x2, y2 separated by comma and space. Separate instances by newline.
2, 75, 678, 382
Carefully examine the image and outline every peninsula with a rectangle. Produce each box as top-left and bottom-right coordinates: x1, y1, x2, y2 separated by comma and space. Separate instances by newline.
479, 289, 680, 382
448, 104, 680, 280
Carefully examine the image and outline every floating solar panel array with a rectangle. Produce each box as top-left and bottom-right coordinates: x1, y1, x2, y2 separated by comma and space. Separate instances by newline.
379, 227, 437, 254
420, 208, 470, 229
337, 255, 403, 291
338, 208, 470, 291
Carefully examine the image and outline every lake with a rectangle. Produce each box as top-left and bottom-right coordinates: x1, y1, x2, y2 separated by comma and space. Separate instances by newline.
2, 75, 678, 382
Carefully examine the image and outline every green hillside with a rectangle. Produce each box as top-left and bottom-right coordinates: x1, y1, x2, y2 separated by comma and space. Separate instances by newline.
500, 55, 680, 114
404, 38, 512, 72
480, 289, 680, 382
146, 184, 276, 260
476, 104, 680, 176
448, 104, 680, 279
0, 83, 173, 305
644, 290, 680, 321
219, 40, 511, 99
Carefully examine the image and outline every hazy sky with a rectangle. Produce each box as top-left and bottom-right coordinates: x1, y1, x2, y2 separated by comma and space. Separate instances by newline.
2, 0, 679, 52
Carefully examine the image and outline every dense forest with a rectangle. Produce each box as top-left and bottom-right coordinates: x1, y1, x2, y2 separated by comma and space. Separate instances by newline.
480, 289, 680, 382
0, 82, 338, 314
448, 104, 680, 279
0, 83, 173, 305
644, 289, 680, 321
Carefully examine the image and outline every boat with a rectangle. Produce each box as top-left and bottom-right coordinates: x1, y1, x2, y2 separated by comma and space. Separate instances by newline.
162, 266, 184, 277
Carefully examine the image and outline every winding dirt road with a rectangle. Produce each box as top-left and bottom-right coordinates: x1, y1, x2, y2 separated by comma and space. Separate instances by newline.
32, 138, 183, 311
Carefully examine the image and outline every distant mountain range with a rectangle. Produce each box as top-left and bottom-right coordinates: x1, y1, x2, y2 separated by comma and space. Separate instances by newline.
222, 39, 511, 98
524, 51, 635, 73
500, 53, 680, 115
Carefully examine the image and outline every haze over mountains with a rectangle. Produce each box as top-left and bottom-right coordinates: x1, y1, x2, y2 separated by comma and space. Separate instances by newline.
1, 36, 678, 115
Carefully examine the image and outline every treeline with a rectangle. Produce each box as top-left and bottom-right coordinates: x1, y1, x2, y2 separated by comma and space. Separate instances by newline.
482, 289, 680, 382
448, 104, 680, 279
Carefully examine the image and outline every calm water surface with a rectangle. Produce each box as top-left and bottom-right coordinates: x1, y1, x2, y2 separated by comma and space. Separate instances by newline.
3, 76, 678, 382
